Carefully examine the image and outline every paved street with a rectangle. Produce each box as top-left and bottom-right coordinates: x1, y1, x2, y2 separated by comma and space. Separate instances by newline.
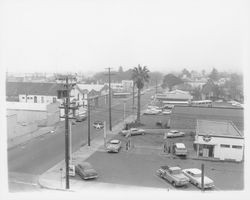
7, 89, 154, 191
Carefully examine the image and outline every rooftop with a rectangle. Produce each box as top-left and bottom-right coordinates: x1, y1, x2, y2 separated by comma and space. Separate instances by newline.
196, 119, 243, 138
6, 82, 65, 96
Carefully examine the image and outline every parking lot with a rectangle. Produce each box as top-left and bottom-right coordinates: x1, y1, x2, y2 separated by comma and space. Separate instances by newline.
74, 106, 244, 191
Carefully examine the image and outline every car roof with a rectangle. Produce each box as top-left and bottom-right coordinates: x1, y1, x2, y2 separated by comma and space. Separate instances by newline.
175, 143, 186, 148
110, 139, 120, 143
169, 166, 181, 171
170, 130, 178, 132
185, 168, 201, 174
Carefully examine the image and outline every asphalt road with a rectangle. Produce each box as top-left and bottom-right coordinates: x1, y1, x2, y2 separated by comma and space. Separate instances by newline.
7, 89, 154, 191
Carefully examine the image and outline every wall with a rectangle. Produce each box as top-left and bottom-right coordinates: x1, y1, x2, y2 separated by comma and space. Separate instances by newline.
19, 94, 57, 104
196, 136, 244, 161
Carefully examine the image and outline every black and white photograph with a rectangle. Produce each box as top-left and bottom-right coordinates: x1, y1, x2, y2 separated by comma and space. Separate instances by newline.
0, 0, 249, 199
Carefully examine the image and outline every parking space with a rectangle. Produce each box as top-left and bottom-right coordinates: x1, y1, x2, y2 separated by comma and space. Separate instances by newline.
72, 106, 244, 190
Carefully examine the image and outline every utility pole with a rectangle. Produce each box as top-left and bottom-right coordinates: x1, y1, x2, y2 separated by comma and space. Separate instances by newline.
57, 74, 77, 190
105, 67, 114, 131
132, 81, 135, 109
155, 79, 158, 94
87, 97, 91, 146
123, 100, 126, 123
201, 163, 205, 191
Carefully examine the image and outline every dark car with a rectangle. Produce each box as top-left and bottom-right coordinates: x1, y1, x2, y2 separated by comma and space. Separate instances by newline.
156, 166, 189, 187
75, 113, 87, 122
75, 162, 98, 180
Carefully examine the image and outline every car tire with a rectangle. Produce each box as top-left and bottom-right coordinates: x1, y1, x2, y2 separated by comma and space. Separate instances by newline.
172, 181, 176, 187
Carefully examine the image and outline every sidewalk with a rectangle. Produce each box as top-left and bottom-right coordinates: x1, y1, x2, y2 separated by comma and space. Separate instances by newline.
38, 114, 156, 191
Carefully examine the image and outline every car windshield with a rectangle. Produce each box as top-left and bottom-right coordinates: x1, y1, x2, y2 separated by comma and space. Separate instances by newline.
110, 140, 119, 144
189, 171, 201, 177
171, 130, 178, 133
171, 169, 181, 174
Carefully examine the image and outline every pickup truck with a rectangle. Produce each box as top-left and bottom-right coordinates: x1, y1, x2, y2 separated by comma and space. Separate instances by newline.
156, 166, 189, 187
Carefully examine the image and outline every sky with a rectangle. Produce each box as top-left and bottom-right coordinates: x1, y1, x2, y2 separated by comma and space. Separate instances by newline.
0, 0, 249, 74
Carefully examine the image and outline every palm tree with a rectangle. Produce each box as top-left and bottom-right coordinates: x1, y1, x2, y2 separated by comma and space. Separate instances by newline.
131, 64, 150, 123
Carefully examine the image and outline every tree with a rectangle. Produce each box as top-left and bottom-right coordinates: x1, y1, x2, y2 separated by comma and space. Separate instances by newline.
131, 65, 150, 123
118, 66, 124, 73
182, 68, 191, 78
161, 74, 183, 91
209, 68, 219, 81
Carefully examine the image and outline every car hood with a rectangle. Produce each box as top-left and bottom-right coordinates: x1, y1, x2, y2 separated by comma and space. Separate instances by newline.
195, 176, 214, 184
172, 173, 189, 181
84, 169, 98, 176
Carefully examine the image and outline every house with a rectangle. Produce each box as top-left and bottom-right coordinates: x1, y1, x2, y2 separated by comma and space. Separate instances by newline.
77, 84, 109, 107
6, 81, 85, 120
155, 89, 193, 105
194, 119, 244, 162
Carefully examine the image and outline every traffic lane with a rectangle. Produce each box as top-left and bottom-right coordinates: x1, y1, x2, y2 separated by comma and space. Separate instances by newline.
7, 90, 152, 175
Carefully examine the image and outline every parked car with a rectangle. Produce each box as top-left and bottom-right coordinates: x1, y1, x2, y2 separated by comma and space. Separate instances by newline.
161, 109, 172, 115
182, 168, 214, 189
161, 104, 174, 109
93, 121, 104, 129
144, 109, 160, 115
120, 128, 145, 137
166, 130, 185, 138
156, 166, 189, 187
75, 112, 87, 122
75, 162, 98, 180
173, 143, 188, 156
106, 139, 122, 153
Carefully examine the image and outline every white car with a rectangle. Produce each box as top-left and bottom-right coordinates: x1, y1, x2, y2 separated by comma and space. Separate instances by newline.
166, 130, 185, 138
182, 168, 214, 189
144, 109, 160, 115
121, 128, 145, 137
162, 109, 172, 115
174, 143, 188, 156
106, 139, 122, 153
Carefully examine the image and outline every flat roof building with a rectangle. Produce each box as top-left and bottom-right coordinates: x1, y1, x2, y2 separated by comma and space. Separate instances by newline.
194, 119, 244, 162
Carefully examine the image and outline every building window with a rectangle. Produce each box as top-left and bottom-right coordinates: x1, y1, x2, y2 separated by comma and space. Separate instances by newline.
34, 96, 37, 103
53, 97, 57, 103
220, 144, 230, 148
22, 97, 25, 99
232, 145, 242, 149
41, 96, 44, 103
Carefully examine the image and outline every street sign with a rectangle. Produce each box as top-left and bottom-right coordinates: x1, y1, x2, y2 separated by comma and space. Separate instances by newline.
93, 121, 104, 130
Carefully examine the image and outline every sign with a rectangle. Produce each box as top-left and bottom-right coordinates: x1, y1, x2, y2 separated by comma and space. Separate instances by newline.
69, 164, 75, 177
202, 135, 212, 142
93, 121, 104, 130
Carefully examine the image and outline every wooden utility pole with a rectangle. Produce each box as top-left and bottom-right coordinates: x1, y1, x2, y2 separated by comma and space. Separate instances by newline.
87, 97, 91, 146
201, 163, 205, 191
57, 74, 77, 190
105, 67, 114, 131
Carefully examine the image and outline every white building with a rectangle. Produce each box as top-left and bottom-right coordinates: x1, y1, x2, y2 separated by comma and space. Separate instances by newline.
155, 89, 193, 105
195, 119, 244, 162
